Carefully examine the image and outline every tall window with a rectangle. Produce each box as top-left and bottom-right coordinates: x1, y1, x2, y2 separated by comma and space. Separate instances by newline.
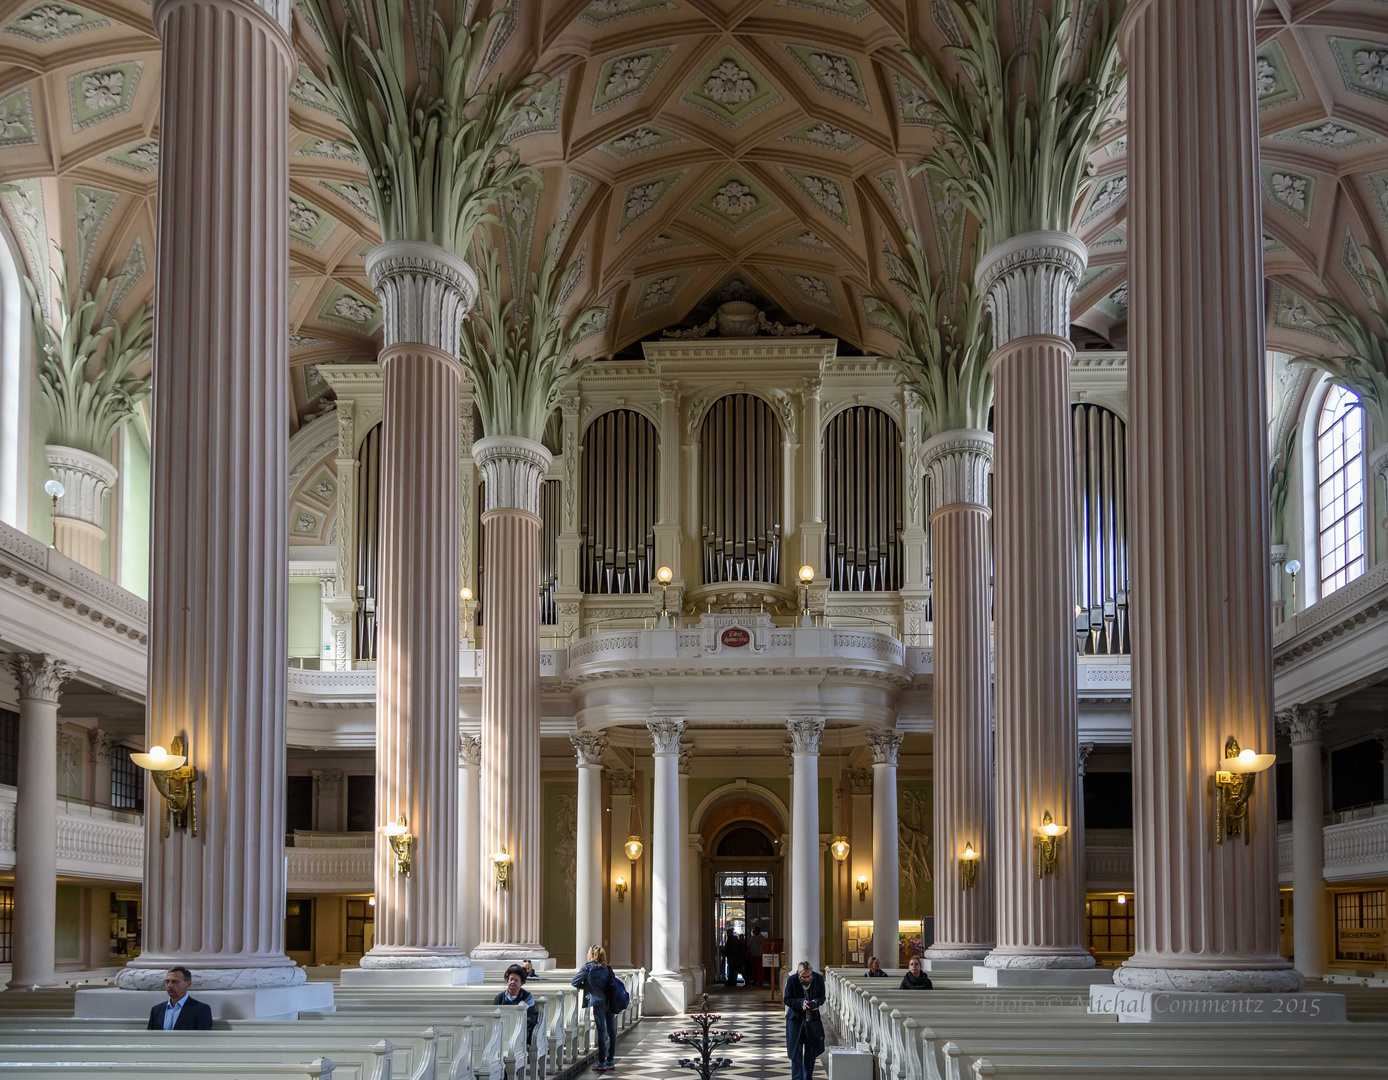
1317, 385, 1367, 596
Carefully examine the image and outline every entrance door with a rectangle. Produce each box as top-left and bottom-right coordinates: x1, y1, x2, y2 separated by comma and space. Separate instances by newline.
714, 870, 774, 985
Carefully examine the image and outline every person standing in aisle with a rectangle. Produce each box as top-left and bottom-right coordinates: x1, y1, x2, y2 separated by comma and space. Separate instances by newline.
573, 945, 618, 1072
784, 960, 825, 1080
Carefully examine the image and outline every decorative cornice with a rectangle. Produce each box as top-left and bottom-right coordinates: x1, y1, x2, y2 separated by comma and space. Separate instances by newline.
474, 435, 553, 515
458, 732, 482, 767
571, 730, 608, 767
921, 429, 993, 510
786, 715, 825, 755
366, 240, 478, 353
865, 728, 903, 766
7, 653, 74, 703
1276, 703, 1334, 745
975, 230, 1088, 345
647, 717, 685, 755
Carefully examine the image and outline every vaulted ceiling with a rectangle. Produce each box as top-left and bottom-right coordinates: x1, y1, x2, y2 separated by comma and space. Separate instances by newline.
0, 0, 1385, 431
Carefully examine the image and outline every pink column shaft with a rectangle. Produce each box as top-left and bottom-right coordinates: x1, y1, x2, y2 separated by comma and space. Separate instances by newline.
989, 336, 1090, 966
1115, 0, 1299, 993
121, 0, 298, 988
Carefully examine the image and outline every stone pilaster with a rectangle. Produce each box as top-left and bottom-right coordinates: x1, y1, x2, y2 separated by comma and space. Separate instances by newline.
1270, 545, 1289, 625
119, 0, 299, 991
847, 767, 873, 924
1114, 0, 1300, 994
6, 654, 71, 988
788, 715, 824, 969
646, 718, 687, 1013
678, 745, 701, 985
978, 230, 1092, 971
571, 731, 608, 962
866, 729, 903, 964
608, 768, 636, 966
45, 446, 118, 573
89, 728, 116, 809
362, 240, 476, 970
474, 434, 553, 960
923, 431, 995, 959
1278, 705, 1332, 979
457, 733, 482, 953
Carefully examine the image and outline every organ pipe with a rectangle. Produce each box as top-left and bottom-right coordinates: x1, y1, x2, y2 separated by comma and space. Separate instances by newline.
580, 409, 658, 594
823, 406, 903, 592
700, 394, 782, 584
353, 422, 382, 660
1071, 403, 1129, 655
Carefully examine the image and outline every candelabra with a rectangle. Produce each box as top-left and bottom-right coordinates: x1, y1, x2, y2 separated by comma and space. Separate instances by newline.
669, 996, 742, 1080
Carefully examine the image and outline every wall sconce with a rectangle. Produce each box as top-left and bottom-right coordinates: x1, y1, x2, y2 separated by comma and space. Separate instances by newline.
856, 875, 869, 901
1117, 894, 1127, 906
1214, 736, 1276, 845
131, 737, 197, 838
615, 876, 627, 902
1034, 811, 1068, 878
368, 895, 375, 907
830, 835, 850, 862
656, 566, 674, 620
960, 841, 980, 890
491, 848, 512, 889
381, 815, 413, 877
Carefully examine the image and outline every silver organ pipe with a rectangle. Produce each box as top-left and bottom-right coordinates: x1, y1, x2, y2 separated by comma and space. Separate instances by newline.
580, 409, 658, 594
822, 406, 903, 592
700, 394, 783, 584
353, 422, 382, 660
1071, 403, 1129, 655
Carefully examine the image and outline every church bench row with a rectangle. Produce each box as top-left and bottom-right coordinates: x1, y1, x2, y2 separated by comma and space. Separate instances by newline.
0, 1060, 336, 1079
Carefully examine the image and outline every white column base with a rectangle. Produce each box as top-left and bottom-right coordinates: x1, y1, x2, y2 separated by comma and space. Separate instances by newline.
115, 964, 306, 990
1088, 984, 1345, 1024
921, 958, 980, 975
973, 966, 1113, 988
340, 966, 484, 986
1112, 962, 1304, 993
644, 973, 691, 1015
360, 949, 474, 970
75, 983, 334, 1021
474, 957, 559, 975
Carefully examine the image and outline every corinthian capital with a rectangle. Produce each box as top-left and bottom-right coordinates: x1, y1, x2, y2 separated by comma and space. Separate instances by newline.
609, 768, 636, 796
366, 240, 479, 353
647, 717, 685, 755
458, 733, 482, 767
787, 716, 825, 755
571, 730, 609, 767
921, 430, 993, 511
1276, 703, 1334, 746
473, 435, 553, 515
974, 230, 1087, 346
8, 653, 73, 704
866, 729, 903, 766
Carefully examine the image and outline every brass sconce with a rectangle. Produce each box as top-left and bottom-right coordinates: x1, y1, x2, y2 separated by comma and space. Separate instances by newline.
856, 874, 869, 901
381, 815, 413, 877
830, 835, 851, 862
492, 848, 512, 889
1214, 736, 1276, 845
1034, 811, 1068, 878
799, 565, 816, 626
656, 566, 674, 621
960, 841, 980, 890
131, 737, 197, 838
615, 875, 627, 902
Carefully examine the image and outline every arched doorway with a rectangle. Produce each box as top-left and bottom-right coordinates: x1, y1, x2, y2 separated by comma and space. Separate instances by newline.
695, 785, 787, 990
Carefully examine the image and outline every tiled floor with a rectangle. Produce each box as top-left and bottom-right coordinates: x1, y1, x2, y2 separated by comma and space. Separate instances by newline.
588, 988, 806, 1080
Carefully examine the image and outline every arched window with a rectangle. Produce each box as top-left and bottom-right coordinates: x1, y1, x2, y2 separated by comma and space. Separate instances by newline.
1317, 384, 1367, 597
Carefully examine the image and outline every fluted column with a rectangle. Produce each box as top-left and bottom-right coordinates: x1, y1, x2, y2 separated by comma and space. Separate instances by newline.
866, 730, 902, 964
1278, 706, 1329, 979
326, 399, 358, 668
978, 229, 1092, 971
474, 435, 553, 960
45, 447, 118, 573
923, 431, 995, 960
788, 716, 824, 969
6, 655, 71, 988
572, 731, 608, 961
360, 241, 476, 970
119, 0, 299, 991
608, 769, 635, 966
458, 734, 482, 954
646, 717, 687, 1013
1114, 0, 1300, 994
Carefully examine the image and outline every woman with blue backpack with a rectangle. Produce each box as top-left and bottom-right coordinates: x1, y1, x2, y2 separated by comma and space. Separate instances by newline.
573, 945, 627, 1071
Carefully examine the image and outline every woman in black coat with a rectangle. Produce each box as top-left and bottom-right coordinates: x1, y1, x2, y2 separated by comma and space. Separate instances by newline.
783, 961, 826, 1080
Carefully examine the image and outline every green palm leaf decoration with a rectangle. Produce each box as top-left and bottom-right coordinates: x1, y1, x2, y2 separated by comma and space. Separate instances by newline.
1291, 247, 1388, 442
460, 219, 607, 442
25, 250, 151, 456
871, 230, 992, 436
1268, 420, 1299, 547
900, 0, 1125, 252
301, 0, 541, 253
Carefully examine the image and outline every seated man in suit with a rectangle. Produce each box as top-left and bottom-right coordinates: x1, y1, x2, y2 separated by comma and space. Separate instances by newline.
147, 966, 214, 1030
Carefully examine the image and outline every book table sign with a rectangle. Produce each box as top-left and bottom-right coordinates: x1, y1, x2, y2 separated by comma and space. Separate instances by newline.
1089, 984, 1347, 1024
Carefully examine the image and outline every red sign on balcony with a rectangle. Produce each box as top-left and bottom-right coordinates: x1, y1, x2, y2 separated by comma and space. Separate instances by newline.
721, 627, 751, 648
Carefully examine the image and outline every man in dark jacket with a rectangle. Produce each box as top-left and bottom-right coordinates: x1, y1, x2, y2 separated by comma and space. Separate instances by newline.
147, 967, 214, 1030
783, 961, 825, 1080
898, 955, 933, 990
495, 964, 539, 1044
